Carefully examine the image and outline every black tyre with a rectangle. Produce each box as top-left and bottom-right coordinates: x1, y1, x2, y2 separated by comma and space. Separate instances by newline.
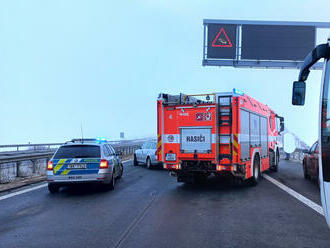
274, 150, 279, 172
250, 155, 261, 186
269, 150, 278, 172
146, 157, 153, 170
272, 155, 279, 172
48, 183, 60, 194
106, 173, 115, 191
133, 155, 138, 166
303, 163, 310, 179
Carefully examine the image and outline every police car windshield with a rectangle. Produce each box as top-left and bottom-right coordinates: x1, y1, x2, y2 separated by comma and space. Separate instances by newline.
53, 145, 101, 159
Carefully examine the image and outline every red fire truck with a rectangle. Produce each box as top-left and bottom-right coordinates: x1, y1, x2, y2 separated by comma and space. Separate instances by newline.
157, 89, 284, 184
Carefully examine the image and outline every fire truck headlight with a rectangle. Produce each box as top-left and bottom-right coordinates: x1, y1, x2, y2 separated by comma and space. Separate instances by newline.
165, 153, 176, 161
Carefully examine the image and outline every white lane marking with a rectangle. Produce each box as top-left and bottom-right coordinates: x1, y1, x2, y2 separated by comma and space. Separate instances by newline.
0, 159, 133, 201
263, 174, 324, 216
0, 183, 48, 201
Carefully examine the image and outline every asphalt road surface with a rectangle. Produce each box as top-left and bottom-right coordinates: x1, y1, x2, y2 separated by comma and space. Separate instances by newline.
0, 160, 329, 248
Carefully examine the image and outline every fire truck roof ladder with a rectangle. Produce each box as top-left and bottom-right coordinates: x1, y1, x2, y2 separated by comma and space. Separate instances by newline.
218, 95, 233, 163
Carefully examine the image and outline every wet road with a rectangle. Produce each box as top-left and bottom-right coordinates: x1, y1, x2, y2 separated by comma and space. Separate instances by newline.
0, 160, 329, 248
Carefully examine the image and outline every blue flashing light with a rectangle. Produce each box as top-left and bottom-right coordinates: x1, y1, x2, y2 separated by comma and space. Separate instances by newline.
96, 137, 107, 142
233, 88, 244, 96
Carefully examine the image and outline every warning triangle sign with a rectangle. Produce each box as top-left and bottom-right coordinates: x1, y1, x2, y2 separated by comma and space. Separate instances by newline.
212, 27, 233, 48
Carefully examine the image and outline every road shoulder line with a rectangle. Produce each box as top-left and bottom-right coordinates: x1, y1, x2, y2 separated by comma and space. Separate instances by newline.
263, 174, 324, 216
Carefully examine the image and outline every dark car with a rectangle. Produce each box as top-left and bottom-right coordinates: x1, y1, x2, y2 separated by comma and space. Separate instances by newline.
302, 141, 319, 185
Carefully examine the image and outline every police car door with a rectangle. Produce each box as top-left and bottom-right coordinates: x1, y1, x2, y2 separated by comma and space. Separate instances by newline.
108, 145, 119, 176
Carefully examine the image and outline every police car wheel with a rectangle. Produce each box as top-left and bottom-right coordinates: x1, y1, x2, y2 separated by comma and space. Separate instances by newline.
48, 183, 60, 194
146, 157, 153, 169
133, 155, 138, 166
108, 173, 115, 190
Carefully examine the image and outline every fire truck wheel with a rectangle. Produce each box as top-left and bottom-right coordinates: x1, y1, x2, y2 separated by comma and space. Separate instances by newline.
133, 155, 138, 166
250, 155, 261, 186
146, 157, 153, 169
274, 150, 279, 172
269, 150, 278, 172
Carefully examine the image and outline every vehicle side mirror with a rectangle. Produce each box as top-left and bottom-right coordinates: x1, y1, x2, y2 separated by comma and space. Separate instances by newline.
276, 115, 285, 134
292, 81, 306, 106
280, 122, 285, 133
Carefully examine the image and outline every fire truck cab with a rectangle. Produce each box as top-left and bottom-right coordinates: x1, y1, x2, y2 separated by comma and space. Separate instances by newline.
157, 89, 284, 184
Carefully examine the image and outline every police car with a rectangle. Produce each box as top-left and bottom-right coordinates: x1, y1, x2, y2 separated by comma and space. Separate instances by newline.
47, 139, 123, 193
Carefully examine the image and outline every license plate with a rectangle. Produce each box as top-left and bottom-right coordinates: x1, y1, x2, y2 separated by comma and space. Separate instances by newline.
67, 163, 87, 169
165, 153, 176, 161
68, 176, 83, 180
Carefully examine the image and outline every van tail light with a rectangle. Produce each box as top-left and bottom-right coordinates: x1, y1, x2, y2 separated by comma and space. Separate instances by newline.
47, 161, 53, 171
99, 159, 109, 169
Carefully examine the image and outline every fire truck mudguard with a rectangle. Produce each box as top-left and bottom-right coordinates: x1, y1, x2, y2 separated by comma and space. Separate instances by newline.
157, 89, 284, 185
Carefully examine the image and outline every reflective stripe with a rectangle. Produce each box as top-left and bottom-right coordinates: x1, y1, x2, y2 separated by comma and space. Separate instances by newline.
233, 134, 239, 156
162, 133, 279, 145
157, 134, 162, 157
239, 134, 279, 143
233, 138, 239, 148
61, 169, 70, 175
53, 159, 67, 174
219, 136, 230, 143
163, 134, 219, 144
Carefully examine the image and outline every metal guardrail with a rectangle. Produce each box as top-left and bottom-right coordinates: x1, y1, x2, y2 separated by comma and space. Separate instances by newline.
0, 143, 62, 152
0, 152, 55, 164
0, 139, 149, 164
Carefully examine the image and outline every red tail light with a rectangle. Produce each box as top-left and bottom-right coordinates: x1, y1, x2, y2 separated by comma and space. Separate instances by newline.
47, 161, 53, 171
164, 164, 180, 170
99, 159, 109, 169
217, 165, 234, 171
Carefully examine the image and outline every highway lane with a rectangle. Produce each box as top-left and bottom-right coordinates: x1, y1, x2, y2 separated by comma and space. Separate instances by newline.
0, 160, 329, 248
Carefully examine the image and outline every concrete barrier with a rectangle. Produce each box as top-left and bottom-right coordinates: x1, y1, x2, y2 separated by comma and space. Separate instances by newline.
34, 158, 47, 176
0, 162, 17, 183
18, 160, 34, 177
